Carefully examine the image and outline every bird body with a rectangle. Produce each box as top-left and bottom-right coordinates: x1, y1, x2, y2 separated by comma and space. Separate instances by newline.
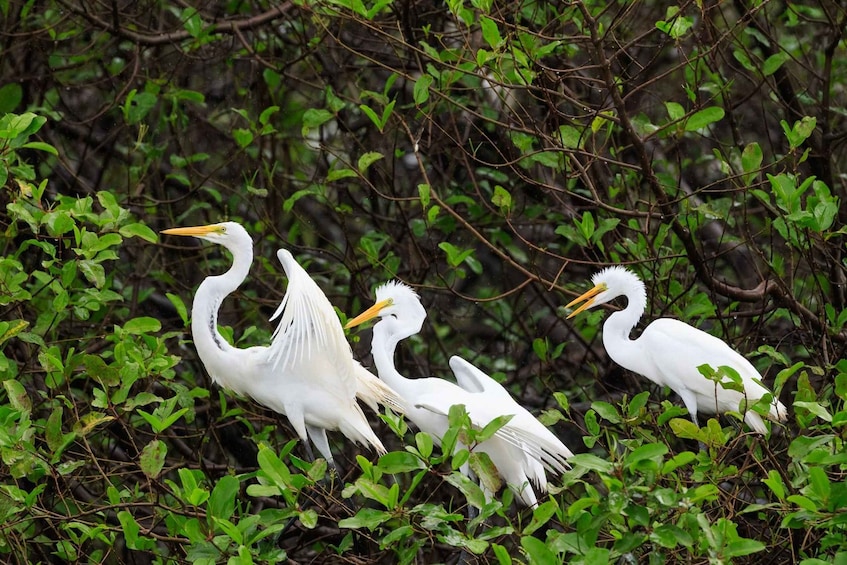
346, 281, 572, 505
161, 222, 401, 464
424, 355, 572, 505
567, 265, 787, 434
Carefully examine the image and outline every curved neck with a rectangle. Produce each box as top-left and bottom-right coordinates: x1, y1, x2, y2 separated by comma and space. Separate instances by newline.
191, 243, 253, 360
370, 323, 413, 394
601, 280, 647, 372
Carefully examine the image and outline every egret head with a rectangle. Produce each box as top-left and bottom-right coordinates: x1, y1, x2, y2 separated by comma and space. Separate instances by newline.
161, 222, 254, 259
345, 280, 425, 331
161, 221, 248, 244
566, 265, 645, 318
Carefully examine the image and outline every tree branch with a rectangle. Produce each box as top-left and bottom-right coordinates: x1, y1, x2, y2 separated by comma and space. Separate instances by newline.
58, 1, 295, 46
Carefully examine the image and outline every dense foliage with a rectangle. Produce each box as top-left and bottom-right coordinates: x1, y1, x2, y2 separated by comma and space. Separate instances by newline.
2, 0, 847, 562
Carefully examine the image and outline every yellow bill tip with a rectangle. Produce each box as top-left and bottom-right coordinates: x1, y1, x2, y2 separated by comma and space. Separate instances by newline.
565, 283, 605, 318
160, 224, 222, 237
344, 298, 393, 329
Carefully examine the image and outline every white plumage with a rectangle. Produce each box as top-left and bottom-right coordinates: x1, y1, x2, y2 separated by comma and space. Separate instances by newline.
567, 265, 788, 434
346, 280, 573, 506
161, 222, 403, 465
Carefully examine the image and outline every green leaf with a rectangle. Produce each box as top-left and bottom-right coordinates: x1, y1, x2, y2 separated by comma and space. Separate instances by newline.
439, 241, 474, 267
444, 471, 486, 509
492, 543, 512, 565
665, 101, 685, 122
20, 141, 57, 155
787, 494, 818, 512
78, 260, 106, 288
255, 445, 291, 487
326, 167, 358, 182
782, 116, 817, 148
382, 524, 414, 546
625, 443, 668, 469
669, 417, 700, 439
406, 436, 430, 464
532, 338, 548, 362
725, 539, 766, 558
523, 499, 558, 535
359, 103, 379, 124
3, 379, 31, 412
283, 185, 323, 212
741, 142, 763, 185
794, 401, 832, 422
807, 466, 831, 502
377, 451, 424, 473
123, 90, 157, 124
140, 440, 167, 478
479, 16, 502, 49
656, 7, 694, 39
733, 49, 756, 72
417, 183, 431, 209
414, 74, 433, 105
117, 511, 141, 549
558, 125, 581, 149
119, 222, 158, 243
685, 107, 725, 131
590, 400, 620, 423
258, 105, 279, 127
45, 406, 65, 452
520, 535, 558, 565
476, 413, 513, 442
181, 7, 204, 38
233, 128, 253, 148
210, 478, 241, 525
491, 185, 511, 215
651, 524, 693, 548
358, 151, 384, 173
123, 317, 162, 335
301, 108, 334, 136
661, 451, 695, 474
137, 407, 189, 433
568, 453, 614, 473
762, 52, 790, 77
299, 509, 318, 529
166, 293, 189, 326
469, 451, 501, 494
763, 468, 785, 500
0, 320, 29, 347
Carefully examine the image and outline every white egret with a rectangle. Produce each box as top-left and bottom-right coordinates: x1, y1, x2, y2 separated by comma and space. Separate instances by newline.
345, 281, 572, 506
566, 265, 788, 434
161, 222, 404, 465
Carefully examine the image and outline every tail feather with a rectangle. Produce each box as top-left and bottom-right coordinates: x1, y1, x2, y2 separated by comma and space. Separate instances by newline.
355, 364, 408, 414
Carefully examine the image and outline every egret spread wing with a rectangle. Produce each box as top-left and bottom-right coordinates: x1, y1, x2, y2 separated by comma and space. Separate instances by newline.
268, 250, 349, 375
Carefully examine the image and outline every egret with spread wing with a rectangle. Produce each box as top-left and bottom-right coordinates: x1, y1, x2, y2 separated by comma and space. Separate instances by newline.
566, 265, 787, 434
161, 222, 403, 465
345, 281, 572, 506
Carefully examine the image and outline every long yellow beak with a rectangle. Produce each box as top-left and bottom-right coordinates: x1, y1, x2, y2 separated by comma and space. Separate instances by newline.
160, 224, 222, 237
565, 284, 605, 319
345, 298, 393, 329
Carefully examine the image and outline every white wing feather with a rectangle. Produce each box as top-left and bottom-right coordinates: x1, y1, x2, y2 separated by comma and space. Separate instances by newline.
268, 250, 348, 376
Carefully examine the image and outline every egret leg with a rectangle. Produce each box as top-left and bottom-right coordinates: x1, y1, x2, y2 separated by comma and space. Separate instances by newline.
305, 424, 358, 524
306, 424, 338, 474
674, 390, 708, 451
302, 440, 316, 463
676, 389, 699, 429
